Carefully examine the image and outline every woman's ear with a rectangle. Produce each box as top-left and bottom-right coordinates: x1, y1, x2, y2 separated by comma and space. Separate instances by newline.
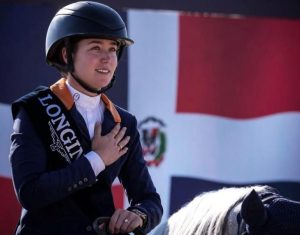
62, 47, 68, 64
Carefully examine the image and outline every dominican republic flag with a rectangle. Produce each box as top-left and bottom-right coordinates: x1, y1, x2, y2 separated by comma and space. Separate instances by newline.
1, 6, 300, 235
127, 9, 300, 223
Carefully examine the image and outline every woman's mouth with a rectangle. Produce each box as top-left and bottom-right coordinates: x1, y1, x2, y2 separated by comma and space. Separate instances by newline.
95, 69, 110, 74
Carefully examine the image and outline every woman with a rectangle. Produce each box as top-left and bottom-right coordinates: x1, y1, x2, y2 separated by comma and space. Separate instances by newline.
9, 2, 163, 234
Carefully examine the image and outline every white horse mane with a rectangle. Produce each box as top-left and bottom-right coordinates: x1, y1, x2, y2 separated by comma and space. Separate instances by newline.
154, 185, 271, 235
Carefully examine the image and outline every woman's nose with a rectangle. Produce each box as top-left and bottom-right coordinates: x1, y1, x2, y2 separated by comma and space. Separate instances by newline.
99, 50, 111, 62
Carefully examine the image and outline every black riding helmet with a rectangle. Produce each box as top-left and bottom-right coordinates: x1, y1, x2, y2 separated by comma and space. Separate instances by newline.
45, 1, 134, 94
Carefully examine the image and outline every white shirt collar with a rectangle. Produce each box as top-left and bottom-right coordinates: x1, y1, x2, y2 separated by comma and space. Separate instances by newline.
66, 80, 101, 110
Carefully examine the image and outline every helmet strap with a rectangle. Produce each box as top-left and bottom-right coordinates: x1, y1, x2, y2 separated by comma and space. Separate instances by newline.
70, 72, 116, 95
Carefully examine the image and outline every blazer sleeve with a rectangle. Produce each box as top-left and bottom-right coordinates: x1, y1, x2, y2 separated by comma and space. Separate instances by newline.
118, 115, 163, 233
9, 107, 97, 210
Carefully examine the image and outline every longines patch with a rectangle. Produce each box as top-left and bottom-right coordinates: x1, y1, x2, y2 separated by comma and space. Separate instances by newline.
38, 92, 83, 164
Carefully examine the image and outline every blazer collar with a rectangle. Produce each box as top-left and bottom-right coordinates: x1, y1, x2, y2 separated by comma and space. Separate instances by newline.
50, 78, 121, 123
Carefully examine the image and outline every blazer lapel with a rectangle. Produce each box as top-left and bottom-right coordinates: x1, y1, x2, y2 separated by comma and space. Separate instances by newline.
101, 108, 117, 136
50, 78, 121, 139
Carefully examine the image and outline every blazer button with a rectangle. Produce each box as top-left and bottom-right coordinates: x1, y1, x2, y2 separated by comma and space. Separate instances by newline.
83, 177, 88, 183
73, 183, 78, 189
67, 186, 72, 192
86, 225, 92, 232
78, 180, 83, 185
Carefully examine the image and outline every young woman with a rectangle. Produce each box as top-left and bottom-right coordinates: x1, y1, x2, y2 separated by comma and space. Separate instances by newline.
9, 2, 163, 234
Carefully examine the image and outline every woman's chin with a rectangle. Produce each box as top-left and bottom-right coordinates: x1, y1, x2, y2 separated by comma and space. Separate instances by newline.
95, 78, 112, 88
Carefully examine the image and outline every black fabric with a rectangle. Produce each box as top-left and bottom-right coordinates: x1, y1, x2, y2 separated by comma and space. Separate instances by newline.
12, 86, 84, 169
11, 86, 117, 234
10, 85, 162, 234
238, 188, 300, 235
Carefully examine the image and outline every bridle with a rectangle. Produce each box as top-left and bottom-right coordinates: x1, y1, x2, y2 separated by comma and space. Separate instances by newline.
236, 212, 247, 235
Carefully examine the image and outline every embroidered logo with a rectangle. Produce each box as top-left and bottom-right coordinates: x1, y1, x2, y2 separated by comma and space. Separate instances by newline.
49, 121, 70, 164
38, 93, 83, 164
138, 116, 167, 167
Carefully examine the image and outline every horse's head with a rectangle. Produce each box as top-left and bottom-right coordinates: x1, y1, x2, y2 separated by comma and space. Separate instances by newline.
235, 188, 300, 234
154, 185, 300, 235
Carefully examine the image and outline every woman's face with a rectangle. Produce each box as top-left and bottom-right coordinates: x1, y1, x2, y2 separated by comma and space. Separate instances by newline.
67, 38, 119, 96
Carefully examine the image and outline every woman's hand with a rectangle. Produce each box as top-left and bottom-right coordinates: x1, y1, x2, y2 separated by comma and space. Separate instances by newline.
92, 122, 130, 166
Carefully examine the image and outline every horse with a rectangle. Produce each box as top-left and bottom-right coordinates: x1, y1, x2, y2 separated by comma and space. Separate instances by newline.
154, 185, 300, 235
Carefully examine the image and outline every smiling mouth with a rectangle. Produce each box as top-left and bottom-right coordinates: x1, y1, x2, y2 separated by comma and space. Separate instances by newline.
95, 69, 110, 74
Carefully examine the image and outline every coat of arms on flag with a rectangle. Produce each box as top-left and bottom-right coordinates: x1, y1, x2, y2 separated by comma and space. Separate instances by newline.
138, 116, 167, 167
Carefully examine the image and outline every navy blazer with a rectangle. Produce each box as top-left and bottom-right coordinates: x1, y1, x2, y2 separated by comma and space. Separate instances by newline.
9, 79, 163, 235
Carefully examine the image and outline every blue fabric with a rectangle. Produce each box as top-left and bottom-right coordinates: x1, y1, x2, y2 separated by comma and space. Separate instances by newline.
9, 88, 162, 235
240, 189, 300, 234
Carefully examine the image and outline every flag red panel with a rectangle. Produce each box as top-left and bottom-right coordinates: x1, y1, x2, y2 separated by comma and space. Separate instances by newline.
0, 177, 21, 235
112, 184, 124, 209
177, 14, 300, 118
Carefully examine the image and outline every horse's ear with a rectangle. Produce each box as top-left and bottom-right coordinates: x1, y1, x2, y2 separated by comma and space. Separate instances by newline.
241, 189, 268, 227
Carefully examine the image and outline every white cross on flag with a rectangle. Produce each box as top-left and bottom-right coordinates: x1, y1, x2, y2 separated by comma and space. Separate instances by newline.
127, 9, 300, 222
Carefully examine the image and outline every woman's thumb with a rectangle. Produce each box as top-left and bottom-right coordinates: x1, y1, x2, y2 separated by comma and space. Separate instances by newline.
94, 122, 102, 136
